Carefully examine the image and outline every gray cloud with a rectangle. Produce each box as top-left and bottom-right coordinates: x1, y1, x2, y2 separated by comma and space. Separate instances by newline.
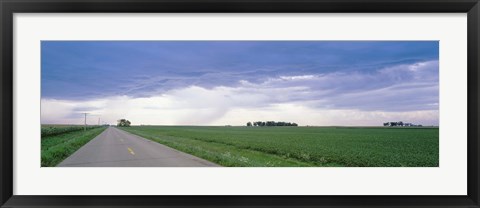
230, 60, 439, 112
41, 60, 439, 125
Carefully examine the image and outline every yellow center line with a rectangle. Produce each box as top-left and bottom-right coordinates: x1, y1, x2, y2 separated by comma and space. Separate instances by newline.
127, 147, 135, 155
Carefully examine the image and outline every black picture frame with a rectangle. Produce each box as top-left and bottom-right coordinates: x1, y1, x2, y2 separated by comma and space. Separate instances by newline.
1, 0, 479, 207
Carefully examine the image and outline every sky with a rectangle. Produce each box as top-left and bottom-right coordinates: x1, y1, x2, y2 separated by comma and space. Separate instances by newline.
41, 41, 439, 126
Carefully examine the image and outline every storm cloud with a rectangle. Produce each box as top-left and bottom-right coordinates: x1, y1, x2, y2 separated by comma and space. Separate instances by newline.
41, 41, 439, 125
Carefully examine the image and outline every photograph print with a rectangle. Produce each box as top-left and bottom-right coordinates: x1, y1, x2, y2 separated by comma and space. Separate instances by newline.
41, 41, 439, 167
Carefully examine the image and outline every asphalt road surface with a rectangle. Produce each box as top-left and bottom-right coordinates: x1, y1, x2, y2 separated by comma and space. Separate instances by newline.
58, 127, 220, 167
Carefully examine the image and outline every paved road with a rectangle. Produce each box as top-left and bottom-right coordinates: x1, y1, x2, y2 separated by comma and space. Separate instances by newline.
58, 127, 220, 167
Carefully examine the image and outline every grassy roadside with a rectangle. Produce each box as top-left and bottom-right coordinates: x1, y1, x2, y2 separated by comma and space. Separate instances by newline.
41, 127, 107, 167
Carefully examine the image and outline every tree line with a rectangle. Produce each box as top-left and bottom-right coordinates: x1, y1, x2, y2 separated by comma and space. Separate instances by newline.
117, 119, 131, 127
247, 121, 298, 127
383, 121, 422, 127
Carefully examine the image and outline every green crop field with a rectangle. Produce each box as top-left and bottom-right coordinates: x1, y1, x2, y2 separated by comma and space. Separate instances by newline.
121, 126, 439, 167
41, 125, 107, 167
41, 124, 103, 137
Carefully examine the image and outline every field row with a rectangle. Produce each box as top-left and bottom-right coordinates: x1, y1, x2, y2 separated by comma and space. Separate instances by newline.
41, 125, 105, 137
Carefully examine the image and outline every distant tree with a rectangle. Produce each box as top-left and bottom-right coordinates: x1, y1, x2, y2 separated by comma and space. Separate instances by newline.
117, 119, 131, 127
248, 121, 299, 127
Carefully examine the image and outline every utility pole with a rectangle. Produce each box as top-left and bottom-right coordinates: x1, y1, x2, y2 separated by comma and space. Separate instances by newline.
98, 117, 100, 126
82, 113, 88, 131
